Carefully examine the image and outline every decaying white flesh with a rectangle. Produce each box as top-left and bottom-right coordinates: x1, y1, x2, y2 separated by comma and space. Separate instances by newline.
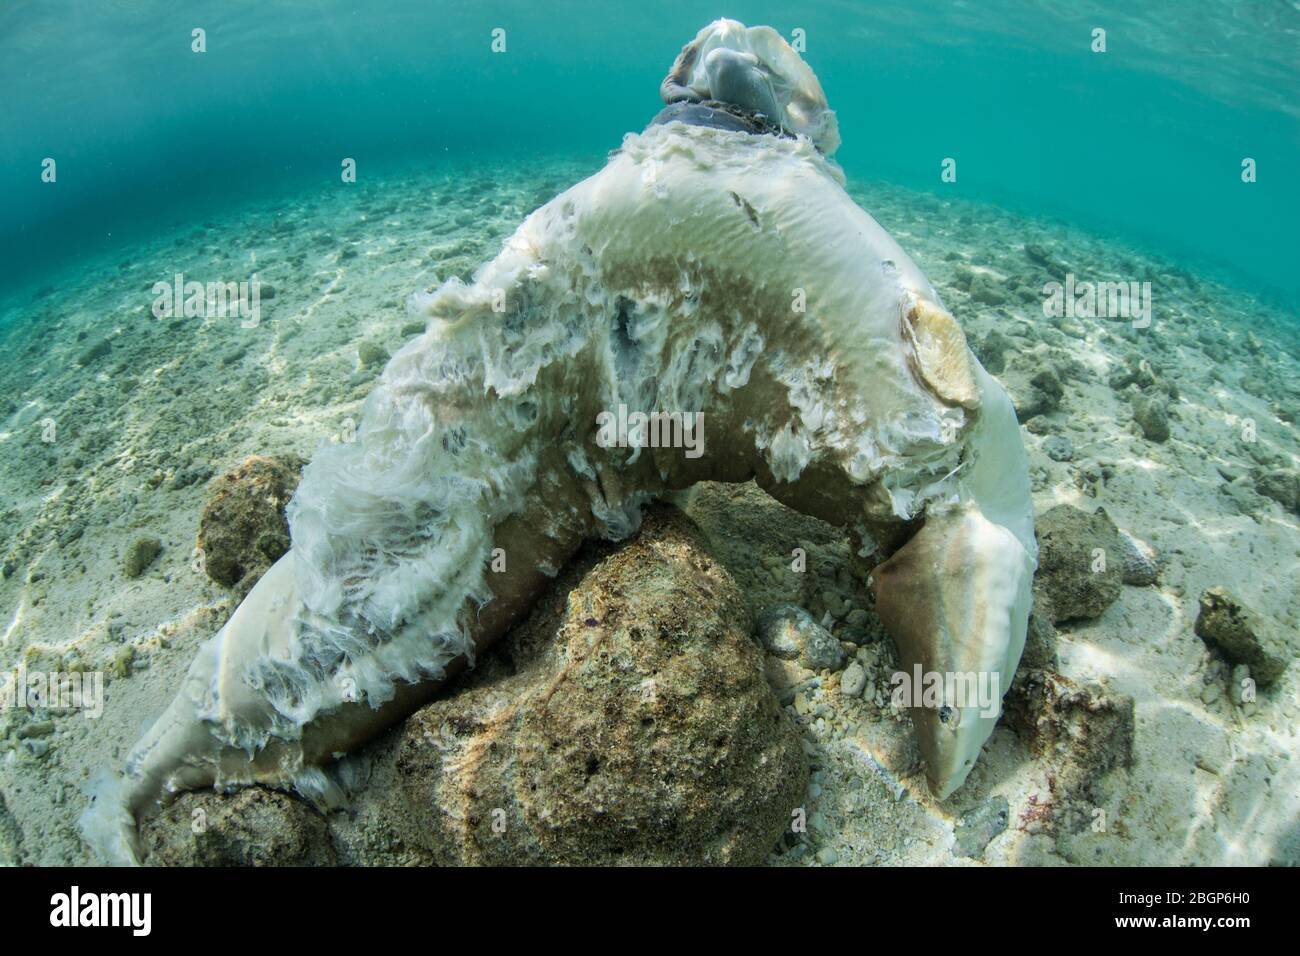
82, 26, 1036, 864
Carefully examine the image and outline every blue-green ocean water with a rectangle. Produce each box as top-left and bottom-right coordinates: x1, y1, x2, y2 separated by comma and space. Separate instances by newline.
1, 0, 1298, 308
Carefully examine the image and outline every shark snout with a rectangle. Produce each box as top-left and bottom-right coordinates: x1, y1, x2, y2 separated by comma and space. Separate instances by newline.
703, 47, 781, 120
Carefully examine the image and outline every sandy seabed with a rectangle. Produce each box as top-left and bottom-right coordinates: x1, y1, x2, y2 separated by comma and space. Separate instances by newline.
0, 152, 1296, 865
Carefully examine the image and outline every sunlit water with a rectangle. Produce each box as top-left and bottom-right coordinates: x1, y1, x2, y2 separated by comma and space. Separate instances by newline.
2, 0, 1298, 306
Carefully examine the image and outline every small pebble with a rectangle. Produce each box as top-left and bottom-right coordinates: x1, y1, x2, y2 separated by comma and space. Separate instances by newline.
840, 661, 867, 698
1042, 435, 1074, 461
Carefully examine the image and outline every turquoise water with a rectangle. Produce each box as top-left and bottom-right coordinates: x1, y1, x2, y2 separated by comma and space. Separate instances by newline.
2, 0, 1297, 307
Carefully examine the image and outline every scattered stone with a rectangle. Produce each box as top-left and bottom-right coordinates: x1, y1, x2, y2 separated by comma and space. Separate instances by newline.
22, 739, 50, 760
109, 644, 135, 679
123, 536, 162, 579
1195, 588, 1292, 686
840, 661, 866, 698
220, 345, 249, 367
1042, 435, 1073, 462
139, 788, 334, 867
841, 604, 887, 645
1020, 596, 1060, 670
1014, 369, 1064, 421
1032, 368, 1064, 404
17, 720, 55, 739
400, 321, 425, 337
1072, 459, 1110, 498
1228, 664, 1252, 706
1116, 529, 1159, 586
1255, 468, 1300, 515
844, 608, 869, 629
75, 339, 112, 366
395, 507, 806, 865
1108, 355, 1157, 391
1219, 478, 1264, 517
969, 273, 1005, 306
1131, 393, 1171, 442
1024, 242, 1063, 271
1005, 669, 1135, 816
57, 518, 87, 547
973, 330, 1013, 374
196, 455, 305, 593
357, 340, 390, 369
167, 462, 214, 491
954, 795, 1010, 859
815, 846, 840, 865
1033, 504, 1123, 624
756, 604, 846, 671
0, 793, 23, 866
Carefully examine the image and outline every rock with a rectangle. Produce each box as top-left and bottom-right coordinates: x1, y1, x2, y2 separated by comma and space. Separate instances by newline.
756, 604, 846, 671
1020, 595, 1060, 670
123, 536, 162, 579
395, 507, 806, 865
1216, 461, 1249, 483
1131, 393, 1171, 443
1032, 368, 1064, 406
1219, 478, 1264, 517
1228, 664, 1252, 706
1024, 242, 1063, 271
1014, 369, 1064, 421
1073, 458, 1112, 496
1255, 468, 1300, 515
22, 738, 50, 760
1042, 435, 1073, 462
969, 273, 1005, 306
1194, 588, 1292, 686
954, 795, 1010, 859
167, 462, 214, 491
196, 455, 305, 593
841, 604, 887, 645
139, 788, 334, 867
1108, 355, 1158, 391
1033, 505, 1123, 624
1004, 669, 1135, 825
973, 330, 1013, 374
815, 846, 840, 865
357, 340, 390, 369
1116, 529, 1159, 586
17, 720, 55, 739
840, 661, 866, 698
75, 339, 112, 366
0, 793, 24, 866
109, 644, 135, 678
57, 518, 87, 547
